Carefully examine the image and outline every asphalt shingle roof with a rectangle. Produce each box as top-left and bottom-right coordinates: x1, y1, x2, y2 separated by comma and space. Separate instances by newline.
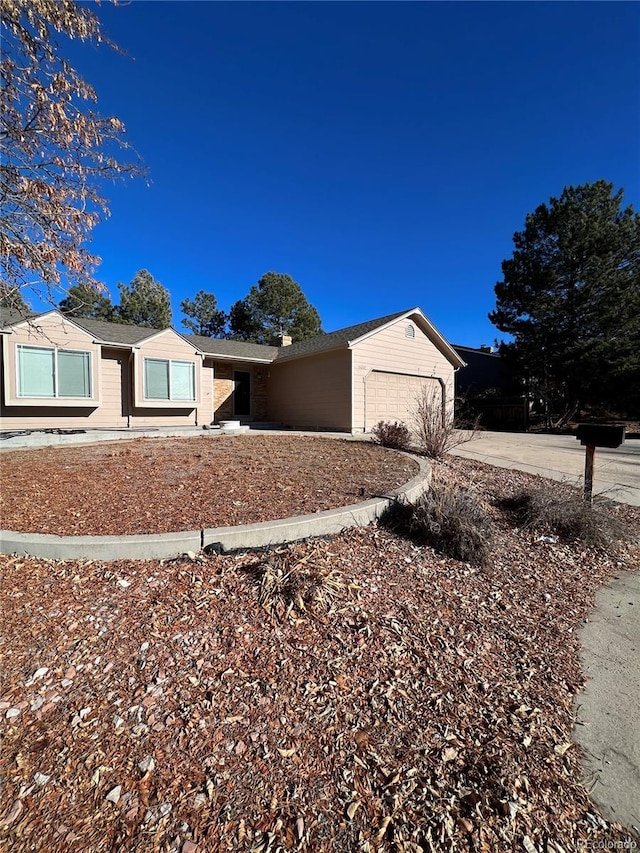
0, 307, 37, 329
1, 307, 463, 367
72, 317, 165, 346
273, 309, 411, 361
182, 334, 278, 362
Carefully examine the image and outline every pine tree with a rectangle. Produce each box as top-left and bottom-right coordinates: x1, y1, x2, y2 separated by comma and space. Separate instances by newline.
117, 270, 172, 329
229, 272, 323, 344
489, 181, 640, 421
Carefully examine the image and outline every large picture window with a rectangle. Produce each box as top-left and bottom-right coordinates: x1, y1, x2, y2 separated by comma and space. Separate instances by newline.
143, 358, 195, 402
17, 346, 92, 399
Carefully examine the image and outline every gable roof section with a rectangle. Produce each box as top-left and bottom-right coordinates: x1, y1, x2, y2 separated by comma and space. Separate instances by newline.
275, 308, 466, 369
273, 310, 408, 362
0, 307, 42, 330
0, 308, 97, 343
72, 317, 165, 347
1, 307, 464, 368
182, 333, 277, 363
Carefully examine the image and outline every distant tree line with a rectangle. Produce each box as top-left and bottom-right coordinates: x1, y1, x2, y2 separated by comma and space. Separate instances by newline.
56, 270, 324, 344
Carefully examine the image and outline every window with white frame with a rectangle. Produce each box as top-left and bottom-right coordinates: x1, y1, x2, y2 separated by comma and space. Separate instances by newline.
143, 358, 195, 402
17, 345, 92, 399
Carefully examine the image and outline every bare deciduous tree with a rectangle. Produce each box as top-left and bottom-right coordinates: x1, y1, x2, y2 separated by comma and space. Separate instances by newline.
0, 0, 144, 311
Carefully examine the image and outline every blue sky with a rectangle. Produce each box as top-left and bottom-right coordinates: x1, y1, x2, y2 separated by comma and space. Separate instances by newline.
53, 1, 639, 346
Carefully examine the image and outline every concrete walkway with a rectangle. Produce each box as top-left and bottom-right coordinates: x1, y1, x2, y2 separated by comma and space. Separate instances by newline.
449, 430, 640, 836
575, 571, 640, 838
450, 430, 640, 506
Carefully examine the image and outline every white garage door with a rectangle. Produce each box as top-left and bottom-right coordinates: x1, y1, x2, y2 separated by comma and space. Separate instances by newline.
365, 371, 441, 432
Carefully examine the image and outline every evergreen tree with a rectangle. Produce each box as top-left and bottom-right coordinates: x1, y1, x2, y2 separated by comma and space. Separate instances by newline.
229, 272, 323, 344
0, 282, 30, 313
489, 181, 640, 421
116, 270, 172, 329
180, 290, 227, 337
59, 283, 115, 320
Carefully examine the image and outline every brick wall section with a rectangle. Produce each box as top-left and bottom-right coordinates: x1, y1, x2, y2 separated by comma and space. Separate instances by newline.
253, 366, 268, 420
212, 361, 234, 421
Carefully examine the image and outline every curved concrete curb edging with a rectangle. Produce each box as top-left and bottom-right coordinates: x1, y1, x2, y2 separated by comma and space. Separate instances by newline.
0, 454, 430, 561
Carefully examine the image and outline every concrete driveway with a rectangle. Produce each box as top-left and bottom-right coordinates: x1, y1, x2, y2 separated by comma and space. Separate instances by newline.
450, 430, 640, 506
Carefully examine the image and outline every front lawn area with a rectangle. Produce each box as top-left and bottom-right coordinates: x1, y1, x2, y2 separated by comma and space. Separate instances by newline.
0, 436, 418, 536
0, 458, 638, 852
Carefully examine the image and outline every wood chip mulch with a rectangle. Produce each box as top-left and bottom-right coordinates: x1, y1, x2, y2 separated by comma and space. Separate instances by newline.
0, 436, 418, 535
1, 457, 639, 853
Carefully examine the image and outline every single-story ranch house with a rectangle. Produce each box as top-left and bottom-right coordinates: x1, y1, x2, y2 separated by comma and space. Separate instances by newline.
0, 307, 465, 434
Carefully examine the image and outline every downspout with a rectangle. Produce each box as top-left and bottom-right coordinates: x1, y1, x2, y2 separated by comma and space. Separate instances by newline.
436, 376, 446, 427
127, 351, 134, 428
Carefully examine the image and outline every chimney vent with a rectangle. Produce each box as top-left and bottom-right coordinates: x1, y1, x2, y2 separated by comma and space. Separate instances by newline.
272, 334, 292, 347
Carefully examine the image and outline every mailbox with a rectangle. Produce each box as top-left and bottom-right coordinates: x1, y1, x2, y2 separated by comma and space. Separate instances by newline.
576, 423, 626, 448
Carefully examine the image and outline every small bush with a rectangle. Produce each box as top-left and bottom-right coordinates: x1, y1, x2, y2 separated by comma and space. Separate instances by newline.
383, 482, 494, 566
245, 547, 345, 619
412, 386, 479, 459
500, 484, 632, 549
371, 419, 412, 451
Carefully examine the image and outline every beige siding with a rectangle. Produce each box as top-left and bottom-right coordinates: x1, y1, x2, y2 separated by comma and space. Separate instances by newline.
352, 317, 455, 432
1, 345, 128, 430
133, 330, 201, 408
2, 314, 101, 409
267, 350, 352, 430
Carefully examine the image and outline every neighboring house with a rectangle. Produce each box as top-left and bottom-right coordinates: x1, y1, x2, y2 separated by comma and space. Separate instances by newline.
0, 307, 464, 434
453, 344, 520, 397
453, 344, 526, 430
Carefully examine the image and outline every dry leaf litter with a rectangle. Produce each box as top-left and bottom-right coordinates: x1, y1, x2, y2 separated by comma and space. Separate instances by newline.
0, 453, 639, 853
0, 436, 417, 535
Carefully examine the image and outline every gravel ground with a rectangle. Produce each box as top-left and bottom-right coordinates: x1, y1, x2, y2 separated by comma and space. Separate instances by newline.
0, 435, 418, 535
1, 457, 638, 852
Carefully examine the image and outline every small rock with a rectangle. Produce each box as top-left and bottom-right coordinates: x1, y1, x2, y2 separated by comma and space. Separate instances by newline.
34, 772, 51, 786
113, 715, 125, 730
5, 708, 21, 719
117, 579, 131, 589
2, 799, 23, 826
138, 755, 155, 774
32, 667, 49, 680
61, 679, 73, 688
106, 786, 122, 804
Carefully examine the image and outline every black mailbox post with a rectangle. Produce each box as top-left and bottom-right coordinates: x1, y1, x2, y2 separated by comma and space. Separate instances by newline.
576, 423, 626, 503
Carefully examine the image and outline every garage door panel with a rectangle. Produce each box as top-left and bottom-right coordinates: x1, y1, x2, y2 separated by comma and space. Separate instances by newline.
366, 372, 440, 431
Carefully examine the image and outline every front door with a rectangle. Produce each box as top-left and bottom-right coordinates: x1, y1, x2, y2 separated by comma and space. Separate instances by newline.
233, 370, 251, 417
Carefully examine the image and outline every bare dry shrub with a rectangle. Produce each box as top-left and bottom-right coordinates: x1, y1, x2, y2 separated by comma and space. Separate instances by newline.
413, 385, 479, 459
245, 547, 345, 618
370, 420, 412, 451
500, 484, 632, 549
382, 482, 494, 566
